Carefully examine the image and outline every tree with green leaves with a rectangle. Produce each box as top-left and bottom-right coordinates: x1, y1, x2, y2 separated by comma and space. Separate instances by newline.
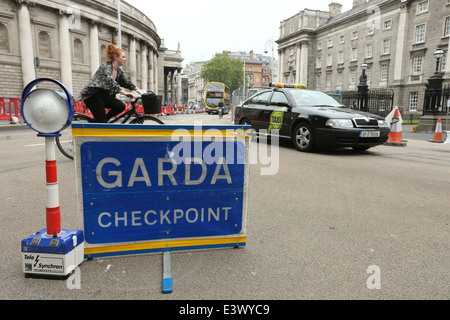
200, 52, 245, 93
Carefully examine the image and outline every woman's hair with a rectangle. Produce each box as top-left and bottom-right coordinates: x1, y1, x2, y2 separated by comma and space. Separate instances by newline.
105, 44, 124, 63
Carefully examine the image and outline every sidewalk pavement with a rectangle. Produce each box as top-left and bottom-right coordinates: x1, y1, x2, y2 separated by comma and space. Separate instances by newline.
0, 119, 448, 141
0, 119, 27, 131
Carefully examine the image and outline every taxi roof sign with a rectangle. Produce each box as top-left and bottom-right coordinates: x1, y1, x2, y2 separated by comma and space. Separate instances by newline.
269, 82, 306, 89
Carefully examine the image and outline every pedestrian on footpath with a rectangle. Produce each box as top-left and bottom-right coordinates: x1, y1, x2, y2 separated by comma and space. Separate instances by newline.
78, 43, 140, 123
218, 100, 224, 119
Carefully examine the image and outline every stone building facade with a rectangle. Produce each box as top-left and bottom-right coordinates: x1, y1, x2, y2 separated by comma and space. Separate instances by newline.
0, 0, 183, 104
277, 0, 450, 117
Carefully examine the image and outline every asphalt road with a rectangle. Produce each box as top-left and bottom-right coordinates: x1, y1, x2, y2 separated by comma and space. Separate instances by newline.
0, 113, 448, 301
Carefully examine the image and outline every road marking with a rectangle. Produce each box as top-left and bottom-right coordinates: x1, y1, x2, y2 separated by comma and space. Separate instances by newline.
26, 140, 70, 147
25, 143, 45, 147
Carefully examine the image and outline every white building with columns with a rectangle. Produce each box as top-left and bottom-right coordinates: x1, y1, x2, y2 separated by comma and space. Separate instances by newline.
276, 0, 450, 117
0, 0, 183, 104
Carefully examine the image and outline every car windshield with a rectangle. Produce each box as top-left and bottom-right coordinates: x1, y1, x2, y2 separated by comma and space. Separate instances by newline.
288, 89, 344, 107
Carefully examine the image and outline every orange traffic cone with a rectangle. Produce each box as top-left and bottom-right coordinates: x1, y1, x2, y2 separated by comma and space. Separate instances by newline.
430, 117, 444, 143
385, 108, 407, 146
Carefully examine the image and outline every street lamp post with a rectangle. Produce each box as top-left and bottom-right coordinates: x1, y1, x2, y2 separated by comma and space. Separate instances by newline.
358, 62, 369, 112
264, 37, 274, 84
432, 46, 444, 77
425, 46, 445, 114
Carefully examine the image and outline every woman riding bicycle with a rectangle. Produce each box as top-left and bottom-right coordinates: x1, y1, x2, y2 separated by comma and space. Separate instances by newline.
78, 43, 140, 123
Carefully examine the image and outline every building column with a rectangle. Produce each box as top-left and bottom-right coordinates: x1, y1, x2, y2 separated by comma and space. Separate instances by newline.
300, 41, 308, 85
89, 21, 99, 76
59, 11, 73, 92
278, 49, 284, 83
170, 70, 175, 104
295, 44, 301, 83
177, 68, 182, 106
148, 50, 154, 92
164, 69, 169, 104
393, 3, 409, 84
17, 2, 34, 87
154, 51, 159, 95
129, 37, 137, 85
140, 43, 148, 91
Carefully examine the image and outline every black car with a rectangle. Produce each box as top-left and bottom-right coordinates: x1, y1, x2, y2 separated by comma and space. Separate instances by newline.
234, 85, 390, 152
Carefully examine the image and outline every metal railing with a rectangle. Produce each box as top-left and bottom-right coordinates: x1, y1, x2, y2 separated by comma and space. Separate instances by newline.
341, 89, 394, 118
423, 85, 450, 116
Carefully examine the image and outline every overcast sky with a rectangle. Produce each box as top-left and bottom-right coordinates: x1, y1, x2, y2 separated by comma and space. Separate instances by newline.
125, 0, 354, 65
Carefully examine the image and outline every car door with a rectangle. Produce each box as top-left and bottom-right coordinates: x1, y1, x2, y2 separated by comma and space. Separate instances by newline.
265, 91, 291, 136
246, 91, 272, 131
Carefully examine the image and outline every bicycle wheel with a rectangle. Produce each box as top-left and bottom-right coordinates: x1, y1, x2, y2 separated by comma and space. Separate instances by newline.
128, 115, 164, 125
56, 114, 93, 160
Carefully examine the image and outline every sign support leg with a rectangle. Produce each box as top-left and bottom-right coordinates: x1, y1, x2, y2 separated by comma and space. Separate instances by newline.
162, 251, 173, 293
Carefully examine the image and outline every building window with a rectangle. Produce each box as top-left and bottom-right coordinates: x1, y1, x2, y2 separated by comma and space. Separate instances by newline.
340, 35, 345, 43
384, 20, 392, 30
327, 54, 332, 66
409, 92, 419, 111
368, 25, 374, 35
352, 31, 358, 39
366, 43, 373, 58
317, 42, 322, 50
351, 47, 357, 61
350, 69, 356, 84
316, 56, 322, 68
445, 17, 450, 37
338, 51, 344, 64
326, 73, 331, 87
415, 24, 426, 43
290, 48, 294, 55
366, 66, 371, 83
328, 39, 333, 47
38, 31, 52, 59
316, 74, 321, 88
0, 23, 9, 53
417, 1, 428, 14
73, 38, 84, 64
412, 55, 423, 74
337, 70, 343, 85
381, 64, 388, 81
382, 39, 390, 55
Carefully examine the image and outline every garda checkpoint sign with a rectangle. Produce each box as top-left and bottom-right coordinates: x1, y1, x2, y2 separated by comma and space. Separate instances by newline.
73, 123, 250, 258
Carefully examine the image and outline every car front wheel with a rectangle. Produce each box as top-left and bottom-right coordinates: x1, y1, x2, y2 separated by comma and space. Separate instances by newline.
292, 122, 315, 152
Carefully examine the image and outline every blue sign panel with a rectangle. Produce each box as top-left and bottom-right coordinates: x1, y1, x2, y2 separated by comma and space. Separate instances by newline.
80, 140, 246, 244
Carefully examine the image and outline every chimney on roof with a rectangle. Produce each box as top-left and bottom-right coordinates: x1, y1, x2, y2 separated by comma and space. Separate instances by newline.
329, 2, 342, 17
353, 0, 367, 7
250, 50, 254, 58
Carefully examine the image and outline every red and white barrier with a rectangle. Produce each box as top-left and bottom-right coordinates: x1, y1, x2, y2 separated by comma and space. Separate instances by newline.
0, 97, 22, 121
0, 96, 208, 122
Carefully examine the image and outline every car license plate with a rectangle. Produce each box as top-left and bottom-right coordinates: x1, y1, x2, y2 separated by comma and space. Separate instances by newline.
360, 131, 380, 138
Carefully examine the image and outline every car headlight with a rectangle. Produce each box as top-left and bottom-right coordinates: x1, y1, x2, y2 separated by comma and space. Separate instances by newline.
326, 119, 354, 128
377, 119, 389, 128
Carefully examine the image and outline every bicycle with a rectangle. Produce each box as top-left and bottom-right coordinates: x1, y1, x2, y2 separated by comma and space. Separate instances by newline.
56, 91, 164, 160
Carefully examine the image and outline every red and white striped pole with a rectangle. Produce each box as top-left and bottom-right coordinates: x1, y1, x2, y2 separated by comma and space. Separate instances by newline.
44, 137, 61, 236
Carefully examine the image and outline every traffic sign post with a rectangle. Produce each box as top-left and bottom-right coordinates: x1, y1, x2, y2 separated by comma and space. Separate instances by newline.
73, 123, 251, 292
